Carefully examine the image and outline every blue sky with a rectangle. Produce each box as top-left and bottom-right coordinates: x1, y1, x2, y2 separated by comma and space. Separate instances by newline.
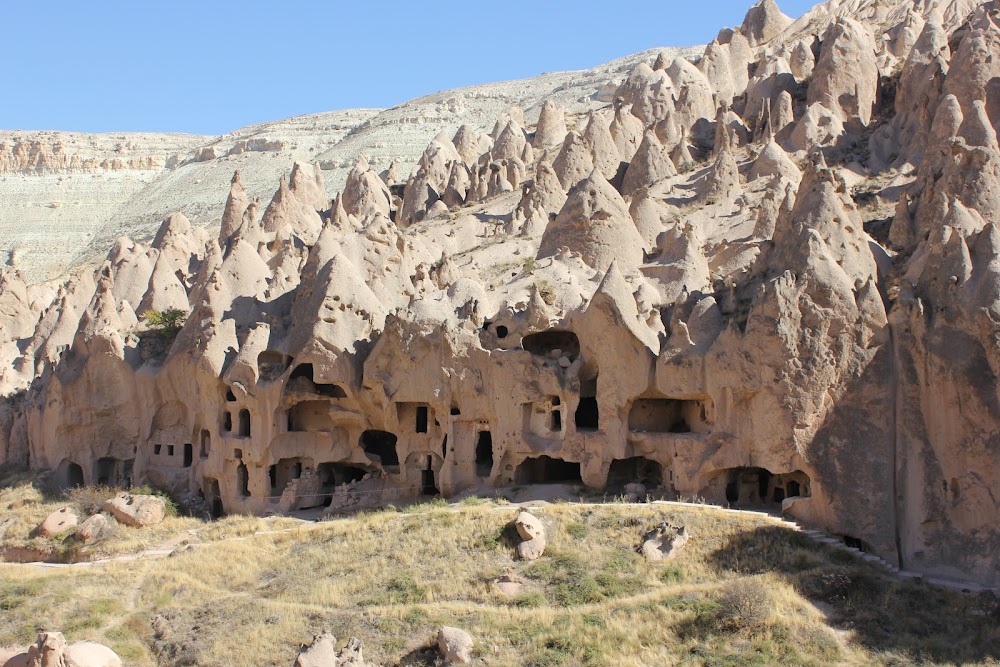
5, 1, 818, 135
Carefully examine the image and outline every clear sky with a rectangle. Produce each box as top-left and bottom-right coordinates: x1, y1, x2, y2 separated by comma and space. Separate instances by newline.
4, 0, 819, 136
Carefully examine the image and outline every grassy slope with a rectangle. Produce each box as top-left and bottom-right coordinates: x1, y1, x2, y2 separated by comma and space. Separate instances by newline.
1, 492, 999, 667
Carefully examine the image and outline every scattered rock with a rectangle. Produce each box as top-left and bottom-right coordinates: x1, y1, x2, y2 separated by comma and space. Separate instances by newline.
74, 513, 111, 545
493, 574, 526, 596
640, 523, 690, 561
102, 494, 165, 528
514, 511, 547, 561
13, 632, 121, 667
294, 633, 371, 667
514, 511, 544, 541
437, 627, 474, 665
34, 507, 78, 537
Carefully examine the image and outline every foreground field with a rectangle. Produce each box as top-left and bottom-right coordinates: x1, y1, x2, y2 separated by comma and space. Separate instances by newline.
1, 486, 999, 667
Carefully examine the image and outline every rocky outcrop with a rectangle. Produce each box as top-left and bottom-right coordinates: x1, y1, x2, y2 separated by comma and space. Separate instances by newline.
1, 0, 1000, 591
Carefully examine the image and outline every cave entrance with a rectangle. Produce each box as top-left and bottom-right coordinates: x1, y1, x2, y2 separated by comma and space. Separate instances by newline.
271, 457, 307, 494
361, 430, 400, 471
515, 456, 583, 485
63, 462, 84, 489
93, 458, 119, 486
200, 430, 210, 459
237, 462, 250, 497
575, 377, 599, 431
521, 330, 580, 359
258, 351, 291, 382
606, 457, 663, 490
475, 431, 493, 477
205, 478, 223, 518
287, 400, 333, 432
287, 363, 348, 398
238, 409, 251, 438
316, 463, 370, 507
183, 443, 193, 468
421, 456, 438, 496
628, 397, 707, 433
711, 468, 811, 507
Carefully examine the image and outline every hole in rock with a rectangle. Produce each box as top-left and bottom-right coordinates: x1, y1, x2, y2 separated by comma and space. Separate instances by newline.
361, 430, 399, 469
575, 377, 599, 431
606, 457, 663, 490
421, 456, 438, 496
521, 330, 580, 358
515, 456, 583, 485
476, 431, 493, 477
628, 397, 708, 433
238, 409, 251, 438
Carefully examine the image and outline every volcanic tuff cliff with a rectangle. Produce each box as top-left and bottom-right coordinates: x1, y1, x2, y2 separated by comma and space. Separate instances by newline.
1, 0, 999, 588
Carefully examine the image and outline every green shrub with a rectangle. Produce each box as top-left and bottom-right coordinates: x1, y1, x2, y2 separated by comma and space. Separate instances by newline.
660, 564, 686, 584
144, 308, 187, 337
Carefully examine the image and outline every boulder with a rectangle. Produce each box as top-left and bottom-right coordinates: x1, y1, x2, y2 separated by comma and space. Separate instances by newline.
0, 649, 27, 667
66, 642, 122, 667
513, 512, 547, 560
294, 633, 337, 667
34, 507, 77, 537
19, 632, 121, 667
514, 511, 544, 541
516, 537, 546, 561
294, 633, 369, 667
640, 523, 690, 561
437, 627, 473, 665
74, 514, 111, 545
102, 494, 165, 528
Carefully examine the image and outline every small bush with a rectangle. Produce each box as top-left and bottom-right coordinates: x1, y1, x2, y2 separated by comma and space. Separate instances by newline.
144, 308, 187, 338
718, 578, 774, 631
383, 574, 428, 604
512, 591, 546, 608
66, 485, 118, 516
566, 522, 588, 539
660, 564, 686, 584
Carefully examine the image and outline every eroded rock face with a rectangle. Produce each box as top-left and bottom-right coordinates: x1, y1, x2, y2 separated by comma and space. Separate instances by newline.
1, 0, 1000, 588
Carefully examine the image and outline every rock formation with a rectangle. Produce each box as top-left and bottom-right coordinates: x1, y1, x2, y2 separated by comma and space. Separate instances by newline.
437, 627, 474, 665
0, 0, 999, 590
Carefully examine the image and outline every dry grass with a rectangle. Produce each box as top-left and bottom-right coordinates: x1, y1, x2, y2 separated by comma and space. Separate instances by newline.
2, 497, 999, 666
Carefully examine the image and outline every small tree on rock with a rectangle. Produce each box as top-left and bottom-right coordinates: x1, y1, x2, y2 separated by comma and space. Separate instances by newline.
144, 308, 187, 338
